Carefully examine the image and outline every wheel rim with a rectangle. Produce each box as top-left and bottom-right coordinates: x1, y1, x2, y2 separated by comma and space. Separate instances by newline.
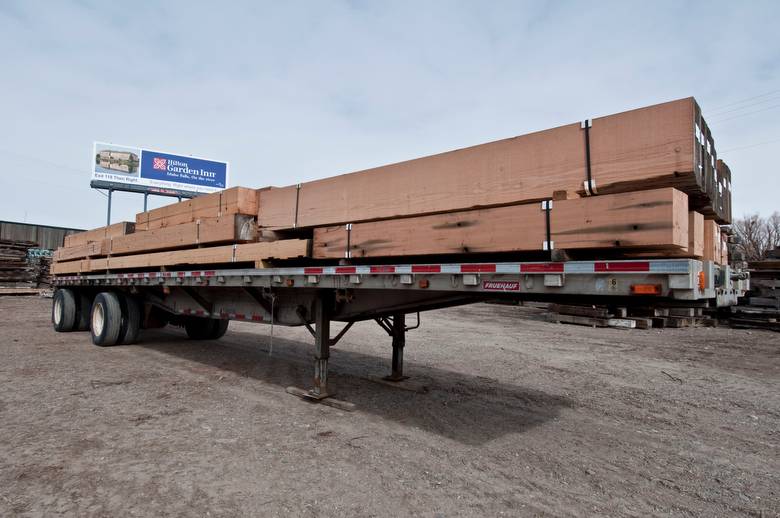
53, 298, 62, 325
93, 303, 105, 336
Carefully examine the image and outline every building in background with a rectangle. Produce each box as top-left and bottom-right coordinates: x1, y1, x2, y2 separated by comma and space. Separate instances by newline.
0, 220, 83, 251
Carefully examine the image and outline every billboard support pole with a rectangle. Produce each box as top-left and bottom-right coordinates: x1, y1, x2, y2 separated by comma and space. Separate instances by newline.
106, 189, 113, 226
143, 193, 148, 212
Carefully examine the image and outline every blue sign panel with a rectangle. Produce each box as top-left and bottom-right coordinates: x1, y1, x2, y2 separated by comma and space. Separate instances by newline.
140, 150, 227, 190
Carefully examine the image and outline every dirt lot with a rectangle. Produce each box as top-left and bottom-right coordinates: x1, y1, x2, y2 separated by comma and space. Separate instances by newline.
1, 296, 778, 517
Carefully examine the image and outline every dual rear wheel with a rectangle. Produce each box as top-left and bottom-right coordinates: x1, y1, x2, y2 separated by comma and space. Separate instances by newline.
52, 289, 141, 346
90, 292, 142, 347
184, 317, 229, 340
53, 288, 229, 344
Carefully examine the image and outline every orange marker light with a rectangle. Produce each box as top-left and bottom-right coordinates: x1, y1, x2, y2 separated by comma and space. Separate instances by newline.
630, 284, 661, 295
698, 271, 706, 291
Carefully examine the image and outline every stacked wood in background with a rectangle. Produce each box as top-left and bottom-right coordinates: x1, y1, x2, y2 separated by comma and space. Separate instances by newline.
0, 240, 38, 287
548, 304, 636, 329
51, 97, 736, 276
727, 247, 780, 331
32, 255, 53, 288
547, 303, 716, 330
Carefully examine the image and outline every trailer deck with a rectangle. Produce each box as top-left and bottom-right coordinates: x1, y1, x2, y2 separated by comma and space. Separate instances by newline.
52, 258, 748, 405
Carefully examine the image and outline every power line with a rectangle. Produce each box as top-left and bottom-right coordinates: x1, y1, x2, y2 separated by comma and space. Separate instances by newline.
720, 137, 780, 153
0, 148, 87, 177
709, 88, 780, 112
710, 103, 780, 123
708, 94, 780, 117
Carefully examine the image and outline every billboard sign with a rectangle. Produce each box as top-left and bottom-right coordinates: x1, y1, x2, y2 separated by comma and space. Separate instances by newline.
91, 142, 228, 196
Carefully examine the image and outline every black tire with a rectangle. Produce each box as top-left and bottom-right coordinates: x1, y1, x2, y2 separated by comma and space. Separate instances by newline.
76, 293, 92, 331
52, 289, 77, 332
90, 292, 122, 347
118, 294, 142, 345
209, 319, 229, 339
185, 317, 229, 340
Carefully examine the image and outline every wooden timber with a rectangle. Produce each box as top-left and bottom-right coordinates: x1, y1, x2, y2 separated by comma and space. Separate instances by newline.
312, 188, 688, 259
109, 215, 256, 256
260, 97, 730, 230
716, 160, 732, 224
50, 239, 309, 274
703, 220, 721, 264
63, 221, 135, 248
688, 211, 704, 258
135, 187, 259, 230
53, 240, 106, 262
53, 215, 256, 260
313, 203, 545, 259
551, 188, 688, 251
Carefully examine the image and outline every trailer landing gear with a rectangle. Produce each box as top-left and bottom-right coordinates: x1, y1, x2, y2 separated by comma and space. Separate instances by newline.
287, 292, 357, 411
376, 313, 409, 382
286, 296, 419, 410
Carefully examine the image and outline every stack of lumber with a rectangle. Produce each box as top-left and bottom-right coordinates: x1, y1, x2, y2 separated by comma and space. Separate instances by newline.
51, 187, 310, 275
0, 239, 38, 287
548, 304, 636, 329
31, 255, 53, 288
547, 303, 715, 330
728, 248, 780, 331
259, 96, 730, 230
52, 97, 735, 275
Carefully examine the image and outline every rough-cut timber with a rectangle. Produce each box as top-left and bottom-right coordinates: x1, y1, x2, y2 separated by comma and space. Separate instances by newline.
703, 220, 722, 264
721, 232, 729, 266
313, 204, 545, 259
688, 212, 704, 258
51, 239, 309, 274
716, 160, 732, 225
109, 215, 256, 256
136, 187, 259, 230
52, 216, 256, 260
63, 222, 134, 248
260, 97, 729, 230
53, 240, 106, 262
313, 188, 688, 259
551, 188, 688, 251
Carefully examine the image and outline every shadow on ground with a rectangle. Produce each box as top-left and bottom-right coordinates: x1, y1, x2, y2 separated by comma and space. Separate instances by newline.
132, 325, 571, 445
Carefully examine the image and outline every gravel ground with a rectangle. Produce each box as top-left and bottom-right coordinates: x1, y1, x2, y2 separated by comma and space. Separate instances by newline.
0, 296, 778, 517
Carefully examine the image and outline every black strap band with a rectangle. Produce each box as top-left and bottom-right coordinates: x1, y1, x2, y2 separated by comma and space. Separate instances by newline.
583, 120, 593, 195
545, 201, 552, 257
345, 224, 352, 259
293, 184, 301, 228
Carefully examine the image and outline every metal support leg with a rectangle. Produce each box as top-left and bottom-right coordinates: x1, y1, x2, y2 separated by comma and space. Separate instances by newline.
286, 291, 355, 410
143, 192, 148, 212
311, 292, 331, 398
384, 312, 409, 382
106, 189, 113, 225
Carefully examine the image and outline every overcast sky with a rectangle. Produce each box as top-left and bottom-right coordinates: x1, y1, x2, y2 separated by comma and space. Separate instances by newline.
1, 1, 778, 230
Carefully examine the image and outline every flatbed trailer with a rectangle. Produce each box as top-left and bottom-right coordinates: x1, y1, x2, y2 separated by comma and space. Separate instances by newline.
52, 258, 748, 404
